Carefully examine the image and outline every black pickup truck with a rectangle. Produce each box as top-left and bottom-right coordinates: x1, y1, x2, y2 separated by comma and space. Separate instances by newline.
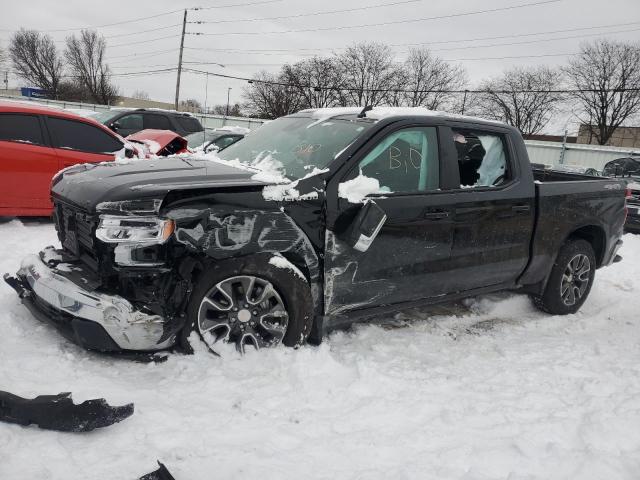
5, 108, 627, 354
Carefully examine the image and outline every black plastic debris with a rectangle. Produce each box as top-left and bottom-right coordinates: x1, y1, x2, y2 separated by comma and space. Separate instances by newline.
0, 390, 134, 432
139, 461, 176, 480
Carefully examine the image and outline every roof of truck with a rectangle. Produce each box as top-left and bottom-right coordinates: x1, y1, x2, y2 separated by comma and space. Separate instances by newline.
297, 106, 505, 125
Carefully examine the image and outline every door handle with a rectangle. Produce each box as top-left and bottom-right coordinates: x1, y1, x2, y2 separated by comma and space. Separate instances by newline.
423, 210, 449, 220
512, 204, 531, 213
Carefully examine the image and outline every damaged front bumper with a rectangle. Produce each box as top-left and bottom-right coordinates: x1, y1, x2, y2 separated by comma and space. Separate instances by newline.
4, 251, 175, 352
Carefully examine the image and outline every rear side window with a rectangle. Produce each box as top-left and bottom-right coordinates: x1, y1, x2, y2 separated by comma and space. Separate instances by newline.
175, 116, 202, 133
47, 117, 123, 154
452, 129, 509, 188
144, 114, 172, 130
0, 114, 44, 145
117, 113, 143, 130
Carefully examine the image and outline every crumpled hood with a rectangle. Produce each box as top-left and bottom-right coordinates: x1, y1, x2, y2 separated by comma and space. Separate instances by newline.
51, 156, 268, 211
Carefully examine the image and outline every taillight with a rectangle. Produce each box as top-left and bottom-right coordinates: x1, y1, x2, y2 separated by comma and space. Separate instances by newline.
625, 187, 632, 220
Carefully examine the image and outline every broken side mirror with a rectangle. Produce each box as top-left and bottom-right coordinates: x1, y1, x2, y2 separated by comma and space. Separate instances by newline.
345, 199, 387, 252
124, 144, 135, 158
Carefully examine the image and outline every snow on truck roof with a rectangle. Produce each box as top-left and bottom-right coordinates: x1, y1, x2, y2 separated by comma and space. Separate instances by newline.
298, 106, 504, 125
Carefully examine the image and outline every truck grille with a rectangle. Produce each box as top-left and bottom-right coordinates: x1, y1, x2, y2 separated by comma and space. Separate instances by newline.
54, 202, 100, 272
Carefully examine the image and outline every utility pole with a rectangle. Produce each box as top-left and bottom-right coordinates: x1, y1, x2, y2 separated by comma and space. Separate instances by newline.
226, 87, 232, 117
174, 9, 187, 110
461, 89, 468, 115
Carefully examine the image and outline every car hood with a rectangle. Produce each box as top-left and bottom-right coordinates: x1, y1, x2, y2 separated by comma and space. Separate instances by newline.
51, 156, 267, 212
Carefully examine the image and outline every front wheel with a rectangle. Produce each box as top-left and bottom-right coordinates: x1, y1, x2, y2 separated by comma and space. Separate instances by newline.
186, 255, 313, 353
534, 238, 596, 315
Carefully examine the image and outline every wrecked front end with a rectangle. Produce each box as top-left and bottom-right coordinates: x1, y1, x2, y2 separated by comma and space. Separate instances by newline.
5, 180, 323, 354
4, 198, 191, 352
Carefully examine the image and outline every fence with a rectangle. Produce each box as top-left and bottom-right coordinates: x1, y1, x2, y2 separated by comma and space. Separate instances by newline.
525, 140, 639, 171
0, 94, 266, 131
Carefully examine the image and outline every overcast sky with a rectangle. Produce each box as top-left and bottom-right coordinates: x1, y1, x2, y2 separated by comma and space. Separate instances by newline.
1, 0, 639, 133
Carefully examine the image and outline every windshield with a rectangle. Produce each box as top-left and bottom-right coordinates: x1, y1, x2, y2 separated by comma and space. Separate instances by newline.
217, 115, 373, 179
186, 131, 220, 148
94, 110, 124, 125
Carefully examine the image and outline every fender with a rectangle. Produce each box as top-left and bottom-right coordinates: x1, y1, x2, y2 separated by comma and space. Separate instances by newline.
166, 205, 322, 313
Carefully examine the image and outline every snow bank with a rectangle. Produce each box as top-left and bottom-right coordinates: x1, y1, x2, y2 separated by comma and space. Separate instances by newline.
1, 220, 640, 479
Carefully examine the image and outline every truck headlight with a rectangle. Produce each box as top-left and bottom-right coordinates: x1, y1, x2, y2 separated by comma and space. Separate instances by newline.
96, 215, 175, 244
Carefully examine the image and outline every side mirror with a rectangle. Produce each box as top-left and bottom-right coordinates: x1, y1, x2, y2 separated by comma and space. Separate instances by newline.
345, 199, 387, 252
110, 121, 121, 132
124, 144, 135, 159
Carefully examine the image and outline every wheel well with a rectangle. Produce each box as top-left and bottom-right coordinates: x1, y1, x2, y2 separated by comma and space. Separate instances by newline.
568, 225, 606, 266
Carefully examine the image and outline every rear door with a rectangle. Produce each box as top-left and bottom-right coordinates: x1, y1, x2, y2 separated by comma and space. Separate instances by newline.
442, 124, 535, 291
0, 113, 59, 212
144, 113, 173, 132
324, 121, 455, 316
45, 116, 124, 168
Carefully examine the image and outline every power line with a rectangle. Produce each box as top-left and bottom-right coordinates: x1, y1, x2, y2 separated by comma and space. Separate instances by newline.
0, 1, 284, 33
107, 48, 179, 61
195, 0, 284, 9
190, 0, 562, 36
190, 0, 428, 24
109, 34, 180, 48
183, 67, 640, 94
103, 24, 182, 40
181, 21, 640, 58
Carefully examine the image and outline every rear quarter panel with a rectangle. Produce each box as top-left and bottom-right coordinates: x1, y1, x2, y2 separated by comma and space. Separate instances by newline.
519, 178, 626, 289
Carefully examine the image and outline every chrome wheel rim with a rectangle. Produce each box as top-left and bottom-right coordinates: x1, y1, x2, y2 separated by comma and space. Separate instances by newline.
560, 254, 591, 306
197, 275, 289, 353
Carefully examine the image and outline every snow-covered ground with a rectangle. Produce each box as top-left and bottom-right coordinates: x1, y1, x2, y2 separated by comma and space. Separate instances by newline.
1, 219, 639, 480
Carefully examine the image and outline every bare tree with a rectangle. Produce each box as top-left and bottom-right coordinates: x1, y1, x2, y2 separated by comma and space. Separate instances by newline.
564, 40, 640, 145
282, 57, 345, 108
179, 98, 202, 112
132, 89, 150, 100
395, 48, 467, 109
336, 42, 398, 107
10, 29, 63, 97
243, 70, 306, 119
474, 66, 563, 135
211, 103, 243, 116
65, 30, 118, 105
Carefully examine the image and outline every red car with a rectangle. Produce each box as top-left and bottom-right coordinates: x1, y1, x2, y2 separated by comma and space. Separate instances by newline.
0, 101, 134, 216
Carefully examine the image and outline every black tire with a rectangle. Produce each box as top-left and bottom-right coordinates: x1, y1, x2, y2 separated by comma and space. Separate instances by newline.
185, 254, 313, 351
534, 238, 596, 315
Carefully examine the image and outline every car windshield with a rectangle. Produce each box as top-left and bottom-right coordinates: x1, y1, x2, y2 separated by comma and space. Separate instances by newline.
186, 131, 221, 148
217, 115, 373, 179
94, 110, 125, 125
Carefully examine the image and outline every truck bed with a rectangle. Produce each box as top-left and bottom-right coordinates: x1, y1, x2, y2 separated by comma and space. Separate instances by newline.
518, 169, 627, 290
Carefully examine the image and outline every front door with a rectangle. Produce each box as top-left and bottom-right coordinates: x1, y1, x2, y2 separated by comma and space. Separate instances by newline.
324, 123, 455, 316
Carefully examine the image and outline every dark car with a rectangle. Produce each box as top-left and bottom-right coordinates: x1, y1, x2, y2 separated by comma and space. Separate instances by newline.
185, 129, 245, 152
95, 108, 203, 137
6, 108, 627, 355
601, 156, 640, 233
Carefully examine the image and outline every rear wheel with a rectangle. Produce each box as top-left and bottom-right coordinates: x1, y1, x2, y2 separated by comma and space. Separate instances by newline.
186, 255, 313, 353
534, 238, 596, 315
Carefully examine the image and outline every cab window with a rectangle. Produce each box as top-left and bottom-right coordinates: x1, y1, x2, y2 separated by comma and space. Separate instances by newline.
452, 129, 509, 188
357, 127, 439, 193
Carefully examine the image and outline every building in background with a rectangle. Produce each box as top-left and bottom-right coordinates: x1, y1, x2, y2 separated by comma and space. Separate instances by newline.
578, 124, 640, 148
